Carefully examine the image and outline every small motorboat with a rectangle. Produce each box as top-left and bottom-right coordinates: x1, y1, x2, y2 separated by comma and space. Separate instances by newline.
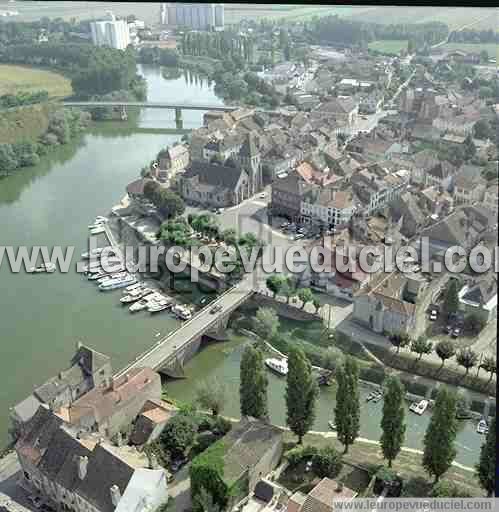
121, 287, 153, 304
89, 226, 106, 235
264, 357, 288, 376
125, 282, 142, 292
99, 274, 136, 291
148, 295, 173, 313
98, 271, 128, 284
476, 419, 489, 435
409, 399, 429, 415
30, 262, 56, 273
366, 390, 382, 402
81, 247, 113, 259
172, 304, 192, 321
328, 420, 337, 431
130, 296, 152, 312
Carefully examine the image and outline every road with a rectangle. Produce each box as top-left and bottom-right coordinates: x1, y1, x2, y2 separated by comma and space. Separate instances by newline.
62, 101, 236, 112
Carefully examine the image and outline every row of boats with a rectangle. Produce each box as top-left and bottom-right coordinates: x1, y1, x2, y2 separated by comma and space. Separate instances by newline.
88, 215, 108, 235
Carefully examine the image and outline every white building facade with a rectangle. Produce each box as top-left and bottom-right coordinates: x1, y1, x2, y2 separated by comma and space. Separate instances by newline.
91, 12, 130, 50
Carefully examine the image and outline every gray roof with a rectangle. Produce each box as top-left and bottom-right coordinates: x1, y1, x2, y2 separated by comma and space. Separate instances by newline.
183, 161, 246, 190
71, 345, 110, 377
12, 394, 42, 423
240, 133, 259, 158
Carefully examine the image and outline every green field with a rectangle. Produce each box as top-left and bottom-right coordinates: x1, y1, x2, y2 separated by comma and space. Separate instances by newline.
0, 65, 72, 97
442, 42, 499, 60
368, 40, 408, 55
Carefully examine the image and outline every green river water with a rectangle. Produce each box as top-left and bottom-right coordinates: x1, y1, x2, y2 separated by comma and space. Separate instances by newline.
0, 65, 482, 466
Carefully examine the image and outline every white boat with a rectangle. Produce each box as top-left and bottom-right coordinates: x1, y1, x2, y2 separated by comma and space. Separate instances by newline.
172, 304, 192, 320
81, 247, 114, 259
89, 226, 106, 235
125, 282, 142, 292
88, 221, 106, 229
86, 263, 123, 275
30, 262, 56, 273
409, 399, 429, 415
264, 357, 288, 376
98, 271, 128, 284
129, 296, 152, 312
328, 420, 336, 430
82, 258, 121, 272
121, 287, 153, 304
99, 275, 136, 291
476, 419, 489, 435
87, 270, 107, 280
95, 216, 108, 222
148, 295, 173, 313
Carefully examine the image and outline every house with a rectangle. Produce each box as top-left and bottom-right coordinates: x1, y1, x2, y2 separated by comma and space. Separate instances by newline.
389, 191, 426, 239
10, 344, 112, 440
458, 274, 497, 323
270, 171, 312, 221
155, 144, 189, 182
353, 272, 426, 335
418, 185, 454, 218
130, 399, 177, 446
287, 478, 357, 512
16, 406, 168, 512
317, 97, 358, 126
415, 205, 495, 259
483, 182, 498, 213
179, 161, 251, 207
452, 172, 486, 205
57, 367, 162, 439
301, 187, 357, 229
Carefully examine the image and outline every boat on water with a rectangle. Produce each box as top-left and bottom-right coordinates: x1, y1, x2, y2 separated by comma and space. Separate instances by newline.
148, 295, 173, 313
125, 282, 142, 292
81, 247, 114, 259
98, 275, 136, 291
95, 216, 108, 222
409, 399, 429, 415
89, 226, 106, 235
120, 287, 153, 304
30, 262, 56, 273
129, 296, 153, 312
328, 420, 336, 431
476, 419, 489, 434
264, 357, 288, 376
172, 304, 192, 320
82, 258, 122, 272
86, 263, 123, 276
98, 271, 128, 284
366, 390, 383, 403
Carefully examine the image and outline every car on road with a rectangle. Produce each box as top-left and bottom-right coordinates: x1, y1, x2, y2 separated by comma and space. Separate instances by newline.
210, 304, 223, 314
215, 207, 224, 214
280, 222, 290, 229
429, 309, 438, 321
305, 460, 313, 472
293, 233, 305, 240
360, 115, 368, 120
259, 192, 267, 199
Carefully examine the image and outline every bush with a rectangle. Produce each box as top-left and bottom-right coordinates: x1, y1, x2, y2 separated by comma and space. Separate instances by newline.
285, 445, 318, 466
431, 480, 472, 497
160, 413, 197, 458
404, 381, 429, 398
359, 366, 386, 385
312, 445, 343, 478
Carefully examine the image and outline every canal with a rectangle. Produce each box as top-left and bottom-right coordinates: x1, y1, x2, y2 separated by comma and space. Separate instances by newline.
0, 65, 482, 466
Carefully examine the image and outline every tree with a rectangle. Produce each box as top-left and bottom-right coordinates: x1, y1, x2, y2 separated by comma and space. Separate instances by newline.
161, 413, 197, 458
456, 348, 478, 377
252, 307, 280, 342
389, 333, 411, 354
380, 376, 406, 467
281, 276, 297, 304
431, 480, 472, 498
143, 179, 160, 200
0, 143, 19, 172
195, 377, 226, 416
443, 279, 459, 316
473, 119, 493, 140
221, 228, 237, 246
286, 347, 318, 444
297, 288, 314, 309
311, 445, 343, 478
422, 387, 458, 482
410, 336, 433, 362
312, 298, 321, 313
481, 356, 496, 384
239, 345, 268, 419
465, 313, 486, 335
435, 339, 456, 369
334, 357, 360, 453
193, 486, 221, 512
266, 275, 285, 298
476, 416, 496, 496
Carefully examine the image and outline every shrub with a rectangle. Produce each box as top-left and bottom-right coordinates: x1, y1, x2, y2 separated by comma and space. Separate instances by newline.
285, 445, 318, 466
360, 366, 386, 385
312, 445, 343, 478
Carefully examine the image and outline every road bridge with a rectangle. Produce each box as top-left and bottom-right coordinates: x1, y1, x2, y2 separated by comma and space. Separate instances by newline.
115, 276, 254, 379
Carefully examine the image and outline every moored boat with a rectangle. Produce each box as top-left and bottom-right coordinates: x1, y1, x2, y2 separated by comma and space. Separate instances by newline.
89, 226, 106, 235
264, 357, 288, 376
120, 287, 153, 304
30, 262, 56, 273
81, 246, 115, 259
476, 419, 489, 434
98, 274, 136, 291
98, 271, 128, 284
130, 296, 152, 312
148, 295, 173, 313
409, 399, 429, 415
172, 304, 192, 320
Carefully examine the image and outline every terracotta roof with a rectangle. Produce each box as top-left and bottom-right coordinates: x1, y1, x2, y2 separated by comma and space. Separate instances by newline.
302, 478, 357, 512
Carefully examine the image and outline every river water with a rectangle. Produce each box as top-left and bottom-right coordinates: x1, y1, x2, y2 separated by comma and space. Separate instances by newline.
0, 65, 482, 466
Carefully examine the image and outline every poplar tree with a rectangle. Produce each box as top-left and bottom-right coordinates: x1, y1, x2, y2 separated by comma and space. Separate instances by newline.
286, 347, 318, 444
422, 387, 458, 482
334, 357, 360, 453
239, 345, 268, 420
380, 376, 406, 467
476, 416, 496, 496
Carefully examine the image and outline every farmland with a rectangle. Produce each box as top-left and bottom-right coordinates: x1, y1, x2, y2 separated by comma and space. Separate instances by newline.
0, 65, 72, 98
368, 40, 408, 55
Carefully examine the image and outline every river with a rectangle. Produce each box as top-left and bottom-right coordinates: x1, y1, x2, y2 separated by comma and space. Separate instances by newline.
0, 65, 482, 466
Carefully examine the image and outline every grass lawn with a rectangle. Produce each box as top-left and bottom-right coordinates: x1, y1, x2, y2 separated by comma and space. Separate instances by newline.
283, 432, 484, 497
0, 65, 72, 98
368, 40, 408, 55
442, 43, 499, 60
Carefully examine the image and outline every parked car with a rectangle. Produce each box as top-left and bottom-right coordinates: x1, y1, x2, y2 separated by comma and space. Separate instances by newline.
171, 456, 188, 473
294, 233, 305, 240
259, 192, 267, 199
280, 222, 290, 229
210, 304, 223, 314
429, 309, 438, 321
165, 470, 174, 483
451, 327, 461, 338
305, 460, 313, 472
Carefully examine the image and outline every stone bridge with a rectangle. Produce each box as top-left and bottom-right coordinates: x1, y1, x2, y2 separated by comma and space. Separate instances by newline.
115, 277, 254, 379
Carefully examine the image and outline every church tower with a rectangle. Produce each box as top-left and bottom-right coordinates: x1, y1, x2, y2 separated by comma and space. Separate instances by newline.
237, 133, 261, 195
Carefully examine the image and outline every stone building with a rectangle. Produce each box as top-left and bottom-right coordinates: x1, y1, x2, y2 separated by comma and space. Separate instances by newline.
16, 406, 168, 512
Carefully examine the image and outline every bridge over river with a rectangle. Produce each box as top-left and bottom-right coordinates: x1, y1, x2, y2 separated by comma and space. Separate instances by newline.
115, 276, 254, 379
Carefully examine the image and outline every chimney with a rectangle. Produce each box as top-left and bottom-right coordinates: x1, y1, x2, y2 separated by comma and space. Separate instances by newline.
77, 456, 88, 480
110, 485, 121, 507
